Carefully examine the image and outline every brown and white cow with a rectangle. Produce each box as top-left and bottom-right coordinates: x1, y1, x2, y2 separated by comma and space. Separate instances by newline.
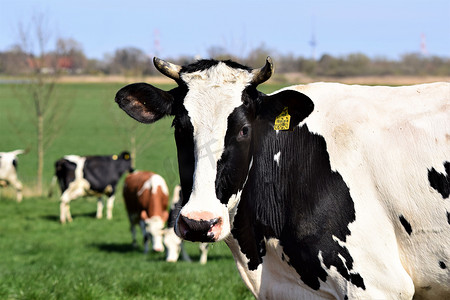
0, 149, 25, 202
123, 170, 169, 253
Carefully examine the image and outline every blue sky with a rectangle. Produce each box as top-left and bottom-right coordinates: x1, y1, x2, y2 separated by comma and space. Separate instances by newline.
1, 0, 449, 60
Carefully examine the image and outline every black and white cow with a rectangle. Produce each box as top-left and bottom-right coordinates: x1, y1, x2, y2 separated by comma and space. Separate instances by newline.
0, 149, 25, 202
115, 57, 450, 299
53, 151, 133, 223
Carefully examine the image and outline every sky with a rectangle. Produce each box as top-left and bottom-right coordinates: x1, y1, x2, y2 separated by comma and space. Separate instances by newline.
0, 0, 449, 61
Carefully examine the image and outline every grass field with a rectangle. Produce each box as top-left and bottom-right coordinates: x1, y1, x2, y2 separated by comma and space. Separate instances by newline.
0, 82, 288, 299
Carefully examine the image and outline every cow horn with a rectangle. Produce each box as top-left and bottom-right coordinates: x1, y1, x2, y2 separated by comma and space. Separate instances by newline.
154, 57, 181, 81
251, 56, 273, 85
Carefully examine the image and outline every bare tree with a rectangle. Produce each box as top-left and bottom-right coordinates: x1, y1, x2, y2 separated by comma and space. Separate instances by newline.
12, 12, 70, 195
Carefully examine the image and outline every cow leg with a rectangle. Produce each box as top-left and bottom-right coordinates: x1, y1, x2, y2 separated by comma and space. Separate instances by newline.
180, 243, 192, 262
140, 219, 150, 254
65, 202, 73, 223
106, 195, 115, 220
131, 225, 137, 248
60, 201, 67, 224
199, 243, 209, 264
60, 186, 84, 223
96, 197, 104, 219
7, 175, 23, 203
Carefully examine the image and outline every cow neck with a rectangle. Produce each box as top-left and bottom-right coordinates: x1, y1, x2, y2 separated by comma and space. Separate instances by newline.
231, 122, 366, 291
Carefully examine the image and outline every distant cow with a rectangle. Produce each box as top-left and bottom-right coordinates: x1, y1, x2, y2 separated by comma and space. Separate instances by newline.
0, 149, 25, 202
164, 185, 209, 264
116, 57, 450, 299
54, 151, 133, 223
123, 171, 169, 253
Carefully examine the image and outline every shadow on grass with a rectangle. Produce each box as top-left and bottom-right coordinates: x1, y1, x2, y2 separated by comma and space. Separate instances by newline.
41, 211, 97, 222
92, 242, 137, 253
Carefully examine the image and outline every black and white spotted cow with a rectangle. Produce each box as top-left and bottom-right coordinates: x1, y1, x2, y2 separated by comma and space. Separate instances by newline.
54, 151, 133, 223
115, 57, 450, 299
0, 149, 25, 202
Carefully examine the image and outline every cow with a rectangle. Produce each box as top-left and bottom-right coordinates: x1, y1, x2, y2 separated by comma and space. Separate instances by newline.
0, 149, 25, 202
164, 185, 209, 264
115, 57, 450, 299
53, 151, 133, 223
122, 170, 169, 253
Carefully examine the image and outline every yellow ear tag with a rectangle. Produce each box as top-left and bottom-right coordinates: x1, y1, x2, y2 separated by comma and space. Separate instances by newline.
274, 107, 291, 130
112, 155, 118, 160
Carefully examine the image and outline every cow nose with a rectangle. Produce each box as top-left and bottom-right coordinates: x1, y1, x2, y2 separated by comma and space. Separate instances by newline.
177, 214, 221, 242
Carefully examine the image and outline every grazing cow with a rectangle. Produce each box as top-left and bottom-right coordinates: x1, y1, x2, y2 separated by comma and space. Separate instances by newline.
54, 151, 133, 223
0, 149, 25, 202
123, 170, 169, 253
164, 185, 209, 264
115, 57, 450, 299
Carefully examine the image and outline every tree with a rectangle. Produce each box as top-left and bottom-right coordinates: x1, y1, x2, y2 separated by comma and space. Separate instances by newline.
13, 12, 70, 195
109, 47, 151, 76
55, 38, 87, 73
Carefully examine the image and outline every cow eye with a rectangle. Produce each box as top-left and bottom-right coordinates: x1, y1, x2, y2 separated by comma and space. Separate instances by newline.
237, 125, 251, 141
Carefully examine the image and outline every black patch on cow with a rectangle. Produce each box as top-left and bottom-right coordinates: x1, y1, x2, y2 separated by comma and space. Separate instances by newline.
83, 154, 132, 195
231, 123, 365, 291
344, 295, 348, 300
167, 190, 183, 228
55, 159, 77, 192
12, 158, 17, 170
447, 211, 450, 225
439, 261, 447, 269
428, 161, 450, 199
180, 59, 251, 75
172, 107, 195, 207
399, 215, 413, 235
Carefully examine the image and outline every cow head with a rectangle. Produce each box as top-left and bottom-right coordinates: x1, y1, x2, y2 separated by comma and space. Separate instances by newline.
115, 57, 313, 243
115, 151, 134, 173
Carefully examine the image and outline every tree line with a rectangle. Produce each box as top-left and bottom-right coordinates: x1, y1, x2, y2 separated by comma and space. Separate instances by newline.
1, 40, 449, 78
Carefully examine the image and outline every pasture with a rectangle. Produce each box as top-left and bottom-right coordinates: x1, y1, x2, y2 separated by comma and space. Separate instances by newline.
0, 82, 287, 299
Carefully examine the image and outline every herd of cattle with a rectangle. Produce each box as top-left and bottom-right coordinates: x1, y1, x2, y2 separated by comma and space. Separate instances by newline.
0, 149, 208, 264
2, 56, 449, 299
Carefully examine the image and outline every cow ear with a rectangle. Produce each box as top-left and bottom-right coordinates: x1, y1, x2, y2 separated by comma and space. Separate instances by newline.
115, 82, 174, 124
258, 90, 314, 130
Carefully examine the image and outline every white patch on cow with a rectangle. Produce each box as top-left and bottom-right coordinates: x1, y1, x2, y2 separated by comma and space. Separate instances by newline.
180, 62, 254, 240
164, 227, 182, 262
145, 215, 165, 252
60, 156, 90, 203
0, 150, 24, 202
137, 173, 169, 197
274, 151, 281, 166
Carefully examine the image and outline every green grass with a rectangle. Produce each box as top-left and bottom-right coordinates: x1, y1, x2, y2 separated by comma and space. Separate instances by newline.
0, 197, 252, 300
0, 81, 289, 299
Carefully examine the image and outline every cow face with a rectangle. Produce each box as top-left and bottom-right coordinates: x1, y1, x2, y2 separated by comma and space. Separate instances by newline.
116, 57, 313, 243
116, 151, 134, 174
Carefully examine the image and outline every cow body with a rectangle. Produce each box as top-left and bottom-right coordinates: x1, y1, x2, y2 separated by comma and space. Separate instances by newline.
116, 57, 450, 299
54, 151, 132, 223
123, 171, 169, 253
0, 149, 24, 202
